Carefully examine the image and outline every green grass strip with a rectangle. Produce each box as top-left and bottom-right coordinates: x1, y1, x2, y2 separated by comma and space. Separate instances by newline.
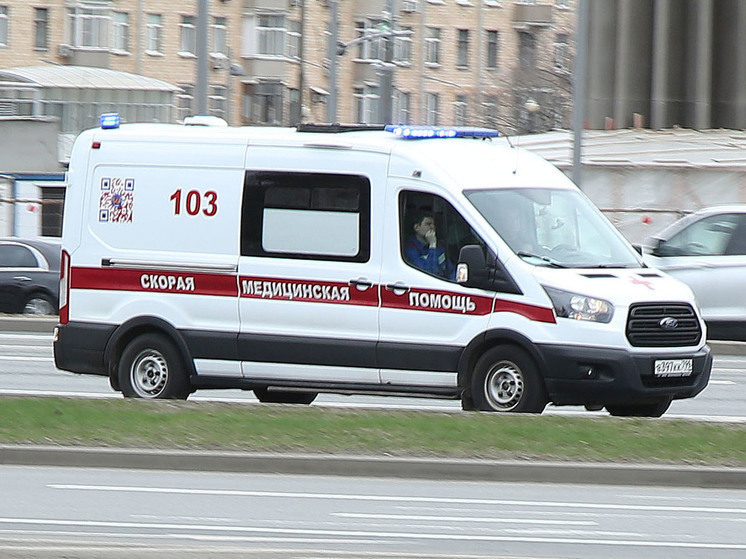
1, 397, 744, 466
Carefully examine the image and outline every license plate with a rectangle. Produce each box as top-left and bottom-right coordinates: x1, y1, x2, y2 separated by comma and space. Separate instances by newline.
654, 359, 693, 377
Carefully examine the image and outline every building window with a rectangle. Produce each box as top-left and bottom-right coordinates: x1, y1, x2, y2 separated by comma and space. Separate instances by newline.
519, 31, 536, 71
67, 4, 110, 48
425, 27, 441, 65
177, 83, 194, 121
146, 14, 162, 53
180, 15, 196, 55
210, 84, 227, 118
486, 30, 499, 69
457, 29, 469, 68
454, 94, 468, 125
394, 26, 412, 64
112, 12, 129, 53
245, 83, 284, 124
393, 91, 411, 125
555, 33, 569, 72
0, 6, 7, 47
287, 19, 300, 59
425, 92, 439, 125
354, 20, 384, 60
354, 85, 380, 124
212, 16, 227, 55
34, 8, 49, 50
258, 15, 285, 56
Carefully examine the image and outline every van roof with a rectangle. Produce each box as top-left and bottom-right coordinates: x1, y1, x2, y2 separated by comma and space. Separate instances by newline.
83, 123, 577, 192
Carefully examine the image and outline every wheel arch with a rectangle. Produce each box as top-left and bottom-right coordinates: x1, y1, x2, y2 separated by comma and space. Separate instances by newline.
457, 329, 549, 398
103, 316, 196, 384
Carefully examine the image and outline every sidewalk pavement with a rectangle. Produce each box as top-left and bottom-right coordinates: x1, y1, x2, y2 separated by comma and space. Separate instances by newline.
2, 315, 745, 487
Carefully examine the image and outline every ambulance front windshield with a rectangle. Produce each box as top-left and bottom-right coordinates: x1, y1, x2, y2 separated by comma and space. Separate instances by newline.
465, 188, 642, 268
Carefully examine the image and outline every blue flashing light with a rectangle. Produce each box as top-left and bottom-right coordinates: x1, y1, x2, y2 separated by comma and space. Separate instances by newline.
100, 113, 121, 129
384, 125, 499, 140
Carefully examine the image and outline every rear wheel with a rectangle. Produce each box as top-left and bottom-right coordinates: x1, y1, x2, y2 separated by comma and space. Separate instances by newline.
118, 334, 191, 399
253, 387, 317, 405
23, 293, 56, 315
471, 345, 548, 413
606, 396, 672, 418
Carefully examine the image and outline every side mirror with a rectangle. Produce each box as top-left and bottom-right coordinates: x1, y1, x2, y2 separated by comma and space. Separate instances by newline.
650, 238, 665, 257
457, 245, 488, 288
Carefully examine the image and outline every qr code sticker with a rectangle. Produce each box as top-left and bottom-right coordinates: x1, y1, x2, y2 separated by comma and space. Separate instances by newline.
99, 177, 134, 223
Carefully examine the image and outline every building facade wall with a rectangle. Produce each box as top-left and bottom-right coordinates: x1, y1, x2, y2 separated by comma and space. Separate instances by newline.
0, 0, 576, 132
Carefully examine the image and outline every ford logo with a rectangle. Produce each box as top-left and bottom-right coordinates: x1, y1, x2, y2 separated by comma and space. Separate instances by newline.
659, 317, 679, 329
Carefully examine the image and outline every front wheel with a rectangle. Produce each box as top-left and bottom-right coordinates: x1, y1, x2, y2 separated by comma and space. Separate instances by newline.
471, 345, 548, 413
118, 334, 191, 399
606, 396, 672, 418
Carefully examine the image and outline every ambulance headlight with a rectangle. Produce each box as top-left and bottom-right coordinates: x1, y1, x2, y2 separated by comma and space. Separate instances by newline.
543, 286, 614, 323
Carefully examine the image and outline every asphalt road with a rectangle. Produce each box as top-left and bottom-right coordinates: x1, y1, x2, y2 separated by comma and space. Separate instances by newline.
2, 465, 746, 558
1, 325, 744, 421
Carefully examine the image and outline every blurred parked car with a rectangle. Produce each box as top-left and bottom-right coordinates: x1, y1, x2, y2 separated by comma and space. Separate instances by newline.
641, 206, 746, 341
0, 238, 60, 315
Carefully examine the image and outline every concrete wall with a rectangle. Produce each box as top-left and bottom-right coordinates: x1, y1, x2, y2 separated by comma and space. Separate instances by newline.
0, 118, 61, 173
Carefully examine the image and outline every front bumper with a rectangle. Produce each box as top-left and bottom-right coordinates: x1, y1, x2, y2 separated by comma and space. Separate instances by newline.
537, 343, 712, 406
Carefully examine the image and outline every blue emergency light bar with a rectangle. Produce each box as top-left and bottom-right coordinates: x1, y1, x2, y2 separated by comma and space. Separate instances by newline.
384, 125, 499, 139
100, 113, 121, 129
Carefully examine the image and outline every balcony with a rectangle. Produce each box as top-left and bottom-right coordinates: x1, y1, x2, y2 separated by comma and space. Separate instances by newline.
513, 4, 553, 29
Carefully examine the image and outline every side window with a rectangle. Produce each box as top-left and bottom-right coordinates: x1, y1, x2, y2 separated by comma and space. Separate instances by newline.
399, 190, 485, 281
241, 171, 371, 262
0, 245, 39, 268
661, 214, 740, 256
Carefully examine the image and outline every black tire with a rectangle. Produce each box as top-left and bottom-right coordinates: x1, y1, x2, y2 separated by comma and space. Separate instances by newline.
118, 334, 191, 399
471, 345, 548, 413
23, 293, 56, 315
606, 396, 673, 418
253, 387, 317, 405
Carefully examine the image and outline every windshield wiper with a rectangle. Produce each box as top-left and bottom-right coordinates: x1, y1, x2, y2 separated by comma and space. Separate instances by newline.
516, 251, 567, 268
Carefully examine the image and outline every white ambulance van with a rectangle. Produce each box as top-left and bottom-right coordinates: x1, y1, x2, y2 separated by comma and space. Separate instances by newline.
53, 117, 712, 416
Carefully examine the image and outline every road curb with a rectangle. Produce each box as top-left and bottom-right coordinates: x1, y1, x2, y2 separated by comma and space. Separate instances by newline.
3, 317, 746, 356
2, 445, 746, 488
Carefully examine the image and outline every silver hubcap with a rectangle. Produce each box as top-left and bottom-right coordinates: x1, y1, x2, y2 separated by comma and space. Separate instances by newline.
23, 298, 55, 315
130, 349, 168, 398
485, 361, 524, 411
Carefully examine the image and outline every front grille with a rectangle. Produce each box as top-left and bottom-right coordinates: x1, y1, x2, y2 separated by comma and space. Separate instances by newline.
626, 303, 702, 347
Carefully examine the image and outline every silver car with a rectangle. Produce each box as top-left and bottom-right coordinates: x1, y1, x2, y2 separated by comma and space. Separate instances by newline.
642, 206, 746, 341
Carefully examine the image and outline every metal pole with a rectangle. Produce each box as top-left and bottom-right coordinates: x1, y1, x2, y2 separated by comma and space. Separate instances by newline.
294, 0, 306, 125
327, 0, 338, 123
379, 0, 396, 125
572, 0, 589, 188
196, 0, 209, 115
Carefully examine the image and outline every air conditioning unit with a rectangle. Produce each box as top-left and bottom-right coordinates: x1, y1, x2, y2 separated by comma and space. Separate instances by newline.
58, 44, 73, 59
402, 0, 419, 13
210, 54, 229, 70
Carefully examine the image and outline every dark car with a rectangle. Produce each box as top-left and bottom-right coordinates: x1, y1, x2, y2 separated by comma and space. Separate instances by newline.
0, 238, 60, 315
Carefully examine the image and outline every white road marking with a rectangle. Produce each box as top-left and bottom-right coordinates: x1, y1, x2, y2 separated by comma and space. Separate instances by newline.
332, 512, 596, 526
0, 517, 744, 550
47, 485, 746, 515
0, 357, 54, 362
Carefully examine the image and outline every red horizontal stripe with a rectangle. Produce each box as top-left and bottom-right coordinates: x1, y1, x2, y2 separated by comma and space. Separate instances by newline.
494, 298, 556, 324
70, 267, 555, 324
71, 267, 238, 297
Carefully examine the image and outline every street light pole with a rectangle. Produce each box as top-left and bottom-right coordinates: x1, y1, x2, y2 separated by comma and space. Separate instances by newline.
572, 0, 589, 188
379, 0, 396, 125
196, 0, 209, 115
327, 0, 339, 123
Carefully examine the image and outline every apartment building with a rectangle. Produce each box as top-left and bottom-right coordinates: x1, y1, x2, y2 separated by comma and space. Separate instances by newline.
0, 0, 575, 135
